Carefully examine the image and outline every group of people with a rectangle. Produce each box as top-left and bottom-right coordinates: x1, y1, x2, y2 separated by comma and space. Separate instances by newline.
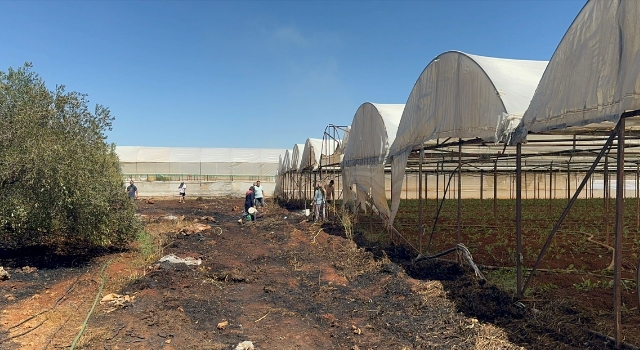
125, 179, 265, 211
126, 178, 338, 224
125, 180, 186, 202
244, 180, 266, 221
310, 179, 335, 222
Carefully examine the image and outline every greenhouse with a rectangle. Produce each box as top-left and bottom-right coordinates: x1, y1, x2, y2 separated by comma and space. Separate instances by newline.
342, 103, 404, 220
273, 0, 640, 345
387, 51, 549, 225
116, 146, 285, 197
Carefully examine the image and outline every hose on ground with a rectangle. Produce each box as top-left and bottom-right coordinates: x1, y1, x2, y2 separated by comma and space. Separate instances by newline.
69, 258, 112, 350
413, 243, 486, 285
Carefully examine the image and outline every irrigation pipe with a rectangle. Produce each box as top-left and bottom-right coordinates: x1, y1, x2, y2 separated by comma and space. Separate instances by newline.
575, 231, 615, 270
312, 228, 323, 243
588, 330, 640, 350
359, 196, 485, 285
413, 243, 486, 285
479, 265, 638, 282
69, 258, 113, 350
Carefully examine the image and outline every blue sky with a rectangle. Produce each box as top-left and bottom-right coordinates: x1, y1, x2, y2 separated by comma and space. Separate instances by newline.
1, 0, 585, 150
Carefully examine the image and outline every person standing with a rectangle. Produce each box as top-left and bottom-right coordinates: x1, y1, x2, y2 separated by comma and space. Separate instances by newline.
325, 179, 335, 204
178, 182, 186, 203
310, 183, 326, 222
253, 180, 266, 208
245, 186, 256, 221
126, 180, 138, 200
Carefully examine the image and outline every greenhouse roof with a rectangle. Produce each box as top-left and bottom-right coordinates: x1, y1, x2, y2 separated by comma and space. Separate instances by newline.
520, 0, 640, 139
290, 144, 305, 172
388, 51, 547, 159
343, 103, 404, 167
115, 146, 285, 163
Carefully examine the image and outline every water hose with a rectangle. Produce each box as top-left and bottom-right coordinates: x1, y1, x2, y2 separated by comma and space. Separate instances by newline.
69, 258, 113, 350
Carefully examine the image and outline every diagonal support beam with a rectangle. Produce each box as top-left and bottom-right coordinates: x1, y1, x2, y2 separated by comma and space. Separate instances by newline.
521, 128, 618, 295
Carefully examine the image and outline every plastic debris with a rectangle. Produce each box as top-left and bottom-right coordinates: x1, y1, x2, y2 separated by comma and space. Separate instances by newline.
0, 267, 9, 281
179, 223, 211, 235
234, 341, 254, 350
159, 254, 202, 266
100, 293, 135, 313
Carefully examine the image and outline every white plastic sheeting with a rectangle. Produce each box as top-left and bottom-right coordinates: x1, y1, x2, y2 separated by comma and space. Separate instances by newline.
274, 155, 283, 196
116, 146, 285, 178
300, 138, 324, 171
342, 103, 404, 219
519, 0, 640, 138
290, 144, 305, 172
387, 52, 547, 225
299, 138, 341, 171
281, 150, 291, 173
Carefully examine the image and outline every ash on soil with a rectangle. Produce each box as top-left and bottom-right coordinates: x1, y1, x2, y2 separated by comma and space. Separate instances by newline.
1, 198, 633, 349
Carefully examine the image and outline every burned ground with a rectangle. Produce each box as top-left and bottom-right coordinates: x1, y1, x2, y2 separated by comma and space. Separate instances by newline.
1, 198, 638, 349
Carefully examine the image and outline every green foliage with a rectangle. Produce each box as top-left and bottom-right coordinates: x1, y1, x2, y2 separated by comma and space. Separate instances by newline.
485, 268, 518, 295
534, 282, 558, 294
136, 230, 156, 262
0, 63, 140, 247
573, 278, 613, 291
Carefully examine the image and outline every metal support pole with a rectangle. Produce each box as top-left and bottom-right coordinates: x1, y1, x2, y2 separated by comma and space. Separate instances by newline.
425, 168, 429, 212
480, 171, 484, 200
493, 159, 498, 219
436, 161, 440, 207
457, 140, 462, 251
591, 171, 594, 199
533, 172, 536, 199
524, 171, 528, 200
522, 130, 617, 294
605, 154, 610, 245
509, 172, 513, 200
418, 148, 424, 253
567, 161, 571, 201
516, 143, 522, 297
549, 162, 553, 210
614, 118, 625, 348
405, 172, 408, 200
637, 163, 639, 230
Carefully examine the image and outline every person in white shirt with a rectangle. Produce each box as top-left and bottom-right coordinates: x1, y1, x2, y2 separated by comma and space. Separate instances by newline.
253, 180, 266, 208
310, 183, 326, 222
178, 182, 186, 203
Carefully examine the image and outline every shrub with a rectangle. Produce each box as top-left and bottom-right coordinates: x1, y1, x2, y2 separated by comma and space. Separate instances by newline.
0, 63, 140, 248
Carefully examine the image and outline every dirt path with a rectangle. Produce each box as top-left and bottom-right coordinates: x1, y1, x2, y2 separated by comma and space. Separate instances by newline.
0, 198, 634, 349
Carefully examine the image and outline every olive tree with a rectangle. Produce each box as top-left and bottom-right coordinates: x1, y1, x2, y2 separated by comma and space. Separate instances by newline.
0, 63, 140, 247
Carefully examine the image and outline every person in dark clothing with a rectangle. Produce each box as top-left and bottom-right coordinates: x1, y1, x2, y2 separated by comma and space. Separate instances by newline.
126, 180, 138, 199
244, 186, 256, 221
